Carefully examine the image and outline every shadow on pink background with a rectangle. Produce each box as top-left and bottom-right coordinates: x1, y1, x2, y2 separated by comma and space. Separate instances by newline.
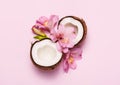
0, 0, 120, 85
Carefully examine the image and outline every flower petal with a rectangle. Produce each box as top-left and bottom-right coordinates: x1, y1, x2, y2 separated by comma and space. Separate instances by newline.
47, 15, 59, 29
36, 16, 48, 25
32, 26, 46, 36
63, 59, 69, 73
58, 25, 76, 48
69, 61, 77, 70
57, 25, 64, 33
66, 42, 74, 48
56, 42, 62, 52
66, 51, 70, 59
63, 48, 69, 53
71, 48, 82, 60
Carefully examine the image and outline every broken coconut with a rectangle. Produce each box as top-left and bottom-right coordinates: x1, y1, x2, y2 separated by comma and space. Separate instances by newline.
30, 39, 62, 70
58, 16, 87, 45
30, 16, 87, 70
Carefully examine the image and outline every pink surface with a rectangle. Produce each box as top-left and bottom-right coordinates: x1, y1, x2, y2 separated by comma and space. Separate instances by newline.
0, 0, 120, 85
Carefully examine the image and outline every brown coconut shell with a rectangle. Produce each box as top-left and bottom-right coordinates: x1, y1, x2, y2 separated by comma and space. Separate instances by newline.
58, 16, 87, 46
30, 39, 62, 70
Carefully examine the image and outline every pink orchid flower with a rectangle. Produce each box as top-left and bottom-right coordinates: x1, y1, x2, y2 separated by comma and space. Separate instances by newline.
63, 47, 82, 73
32, 15, 59, 36
54, 25, 76, 53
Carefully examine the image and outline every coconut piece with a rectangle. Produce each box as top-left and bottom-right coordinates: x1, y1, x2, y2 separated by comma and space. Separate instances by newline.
30, 39, 62, 70
58, 16, 87, 45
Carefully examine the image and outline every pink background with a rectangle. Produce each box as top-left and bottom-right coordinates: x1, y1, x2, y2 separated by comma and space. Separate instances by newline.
0, 0, 120, 85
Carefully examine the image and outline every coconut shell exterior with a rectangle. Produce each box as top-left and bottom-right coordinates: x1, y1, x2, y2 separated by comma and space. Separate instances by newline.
58, 16, 87, 46
30, 39, 62, 70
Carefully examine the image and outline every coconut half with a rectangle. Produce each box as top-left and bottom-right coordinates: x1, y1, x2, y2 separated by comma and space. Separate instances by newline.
30, 39, 62, 70
58, 16, 87, 45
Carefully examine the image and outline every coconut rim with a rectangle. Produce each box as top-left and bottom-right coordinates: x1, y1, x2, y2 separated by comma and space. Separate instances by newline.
30, 38, 63, 70
58, 16, 87, 46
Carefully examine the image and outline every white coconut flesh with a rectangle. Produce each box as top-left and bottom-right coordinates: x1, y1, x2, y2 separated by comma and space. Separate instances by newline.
60, 17, 84, 45
31, 39, 62, 67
